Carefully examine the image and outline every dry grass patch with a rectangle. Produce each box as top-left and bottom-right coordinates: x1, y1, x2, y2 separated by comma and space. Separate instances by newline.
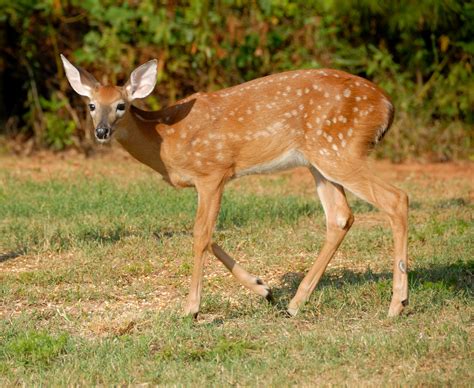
1, 151, 472, 385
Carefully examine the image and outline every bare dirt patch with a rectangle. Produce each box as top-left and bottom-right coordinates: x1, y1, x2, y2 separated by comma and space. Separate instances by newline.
2, 148, 472, 184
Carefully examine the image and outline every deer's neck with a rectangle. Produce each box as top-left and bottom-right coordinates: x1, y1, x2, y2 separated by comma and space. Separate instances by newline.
114, 106, 171, 183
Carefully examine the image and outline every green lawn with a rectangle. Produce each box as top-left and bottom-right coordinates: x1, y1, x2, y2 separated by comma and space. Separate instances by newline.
0, 154, 472, 385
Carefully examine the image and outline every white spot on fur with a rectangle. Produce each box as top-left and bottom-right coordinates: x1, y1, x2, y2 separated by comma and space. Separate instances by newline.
343, 89, 351, 98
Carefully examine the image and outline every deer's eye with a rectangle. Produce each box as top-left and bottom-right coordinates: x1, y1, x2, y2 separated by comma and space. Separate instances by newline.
116, 103, 126, 111
89, 104, 96, 112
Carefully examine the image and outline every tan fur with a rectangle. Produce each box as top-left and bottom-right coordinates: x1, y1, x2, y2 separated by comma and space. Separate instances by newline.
79, 67, 408, 318
94, 86, 123, 103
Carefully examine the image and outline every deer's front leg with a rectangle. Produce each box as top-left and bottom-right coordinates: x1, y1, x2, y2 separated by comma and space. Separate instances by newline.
183, 180, 224, 318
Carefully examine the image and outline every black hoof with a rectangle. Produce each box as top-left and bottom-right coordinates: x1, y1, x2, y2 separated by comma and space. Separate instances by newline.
281, 309, 295, 318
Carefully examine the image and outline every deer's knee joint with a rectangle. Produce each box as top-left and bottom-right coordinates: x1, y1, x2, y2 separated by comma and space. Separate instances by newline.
332, 209, 354, 231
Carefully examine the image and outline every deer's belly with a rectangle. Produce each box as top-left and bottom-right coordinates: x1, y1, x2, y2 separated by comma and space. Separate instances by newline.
234, 149, 309, 178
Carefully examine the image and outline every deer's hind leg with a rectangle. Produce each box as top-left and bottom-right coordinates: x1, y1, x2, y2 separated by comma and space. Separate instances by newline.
310, 159, 409, 317
288, 166, 354, 316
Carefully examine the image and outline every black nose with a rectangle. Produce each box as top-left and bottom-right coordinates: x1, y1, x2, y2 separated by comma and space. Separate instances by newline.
95, 127, 110, 140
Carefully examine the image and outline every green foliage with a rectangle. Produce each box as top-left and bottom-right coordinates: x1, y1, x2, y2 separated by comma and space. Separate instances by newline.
39, 94, 75, 150
0, 0, 472, 159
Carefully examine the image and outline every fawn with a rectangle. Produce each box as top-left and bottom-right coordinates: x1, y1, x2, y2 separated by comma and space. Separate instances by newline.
61, 55, 408, 318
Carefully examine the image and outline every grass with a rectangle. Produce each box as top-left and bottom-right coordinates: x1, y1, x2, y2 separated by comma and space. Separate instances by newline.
0, 153, 472, 385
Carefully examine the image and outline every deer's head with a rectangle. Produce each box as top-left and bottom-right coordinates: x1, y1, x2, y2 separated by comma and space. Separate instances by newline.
60, 54, 157, 143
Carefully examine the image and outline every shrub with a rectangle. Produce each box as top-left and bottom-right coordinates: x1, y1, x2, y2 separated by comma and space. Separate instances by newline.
0, 0, 472, 159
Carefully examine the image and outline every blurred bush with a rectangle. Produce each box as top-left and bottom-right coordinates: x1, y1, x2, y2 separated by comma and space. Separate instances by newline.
0, 0, 472, 160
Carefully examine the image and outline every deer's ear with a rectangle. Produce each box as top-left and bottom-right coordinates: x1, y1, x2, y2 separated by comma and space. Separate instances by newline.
125, 59, 157, 100
60, 54, 99, 98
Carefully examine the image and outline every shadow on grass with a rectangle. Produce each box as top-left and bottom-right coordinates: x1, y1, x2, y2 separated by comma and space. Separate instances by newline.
78, 228, 132, 245
73, 228, 191, 246
0, 249, 26, 263
271, 260, 473, 309
153, 230, 191, 242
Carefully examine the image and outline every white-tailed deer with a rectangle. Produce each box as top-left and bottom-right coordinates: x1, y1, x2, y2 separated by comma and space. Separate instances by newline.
61, 54, 408, 318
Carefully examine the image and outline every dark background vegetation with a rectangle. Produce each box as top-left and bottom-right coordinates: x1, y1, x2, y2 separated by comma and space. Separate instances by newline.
0, 0, 472, 160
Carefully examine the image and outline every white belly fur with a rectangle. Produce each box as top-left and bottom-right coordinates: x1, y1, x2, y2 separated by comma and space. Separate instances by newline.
235, 149, 309, 177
